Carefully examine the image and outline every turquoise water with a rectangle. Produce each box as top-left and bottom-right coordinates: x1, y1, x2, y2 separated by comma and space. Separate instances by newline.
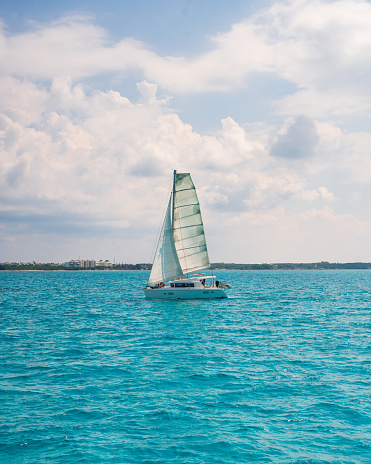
1, 270, 371, 463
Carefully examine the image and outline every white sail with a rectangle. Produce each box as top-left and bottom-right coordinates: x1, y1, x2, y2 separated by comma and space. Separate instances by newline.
173, 173, 210, 274
147, 195, 183, 286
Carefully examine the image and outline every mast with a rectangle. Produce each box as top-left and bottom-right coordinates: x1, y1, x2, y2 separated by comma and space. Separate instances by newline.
172, 169, 176, 230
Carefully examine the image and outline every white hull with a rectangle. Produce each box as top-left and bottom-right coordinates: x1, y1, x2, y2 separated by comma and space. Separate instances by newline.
144, 287, 227, 299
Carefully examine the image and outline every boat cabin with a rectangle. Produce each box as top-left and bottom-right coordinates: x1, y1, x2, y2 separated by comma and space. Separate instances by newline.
147, 275, 221, 290
168, 275, 218, 289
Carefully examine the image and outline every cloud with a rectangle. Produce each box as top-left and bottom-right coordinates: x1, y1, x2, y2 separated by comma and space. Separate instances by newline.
136, 81, 171, 106
220, 205, 371, 263
1, 0, 371, 114
270, 115, 320, 159
0, 76, 339, 254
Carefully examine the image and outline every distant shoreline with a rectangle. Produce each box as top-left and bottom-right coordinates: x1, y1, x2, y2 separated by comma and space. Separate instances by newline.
1, 262, 371, 271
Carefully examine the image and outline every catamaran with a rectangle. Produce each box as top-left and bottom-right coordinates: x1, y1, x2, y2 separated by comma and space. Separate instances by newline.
144, 171, 229, 299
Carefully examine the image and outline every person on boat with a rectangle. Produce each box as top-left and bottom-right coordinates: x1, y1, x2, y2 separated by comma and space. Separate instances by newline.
215, 280, 220, 288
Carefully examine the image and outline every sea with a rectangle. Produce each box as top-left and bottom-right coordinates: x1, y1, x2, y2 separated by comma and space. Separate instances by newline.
1, 270, 370, 463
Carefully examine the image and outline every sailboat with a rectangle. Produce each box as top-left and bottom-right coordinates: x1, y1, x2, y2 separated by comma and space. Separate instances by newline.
144, 171, 229, 299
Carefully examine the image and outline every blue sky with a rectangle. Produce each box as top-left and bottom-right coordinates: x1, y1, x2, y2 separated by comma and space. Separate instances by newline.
1, 1, 265, 43
1, 0, 371, 263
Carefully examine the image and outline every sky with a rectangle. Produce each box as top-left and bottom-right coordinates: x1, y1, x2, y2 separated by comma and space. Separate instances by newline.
1, 0, 371, 264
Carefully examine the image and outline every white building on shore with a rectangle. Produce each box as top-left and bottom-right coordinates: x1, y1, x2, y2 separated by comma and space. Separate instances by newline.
63, 259, 97, 268
95, 260, 113, 268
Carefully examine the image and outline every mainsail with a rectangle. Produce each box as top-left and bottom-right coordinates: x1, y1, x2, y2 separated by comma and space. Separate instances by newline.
173, 173, 210, 274
147, 172, 210, 286
147, 195, 184, 286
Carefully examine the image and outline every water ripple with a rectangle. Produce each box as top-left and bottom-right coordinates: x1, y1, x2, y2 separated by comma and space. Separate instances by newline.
1, 270, 371, 463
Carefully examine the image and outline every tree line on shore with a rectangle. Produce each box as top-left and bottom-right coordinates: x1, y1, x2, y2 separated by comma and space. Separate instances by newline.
2, 261, 371, 270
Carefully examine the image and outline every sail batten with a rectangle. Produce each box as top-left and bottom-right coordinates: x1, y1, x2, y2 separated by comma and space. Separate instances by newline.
174, 223, 203, 231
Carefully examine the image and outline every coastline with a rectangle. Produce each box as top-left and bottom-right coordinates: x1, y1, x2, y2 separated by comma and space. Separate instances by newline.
1, 262, 371, 271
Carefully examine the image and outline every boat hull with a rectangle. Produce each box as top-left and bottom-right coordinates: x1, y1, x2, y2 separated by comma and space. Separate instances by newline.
144, 287, 227, 299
